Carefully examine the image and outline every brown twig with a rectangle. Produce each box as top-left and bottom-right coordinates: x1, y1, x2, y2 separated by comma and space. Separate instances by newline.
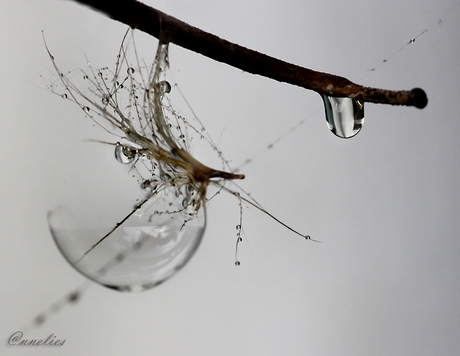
69, 0, 427, 108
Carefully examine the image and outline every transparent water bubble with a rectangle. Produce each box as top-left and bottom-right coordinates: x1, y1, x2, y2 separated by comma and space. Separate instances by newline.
322, 95, 365, 138
48, 192, 205, 292
101, 94, 110, 105
47, 143, 206, 292
154, 80, 171, 95
114, 143, 136, 164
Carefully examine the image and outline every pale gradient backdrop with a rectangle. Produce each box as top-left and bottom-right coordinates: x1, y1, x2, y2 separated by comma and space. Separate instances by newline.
1, 0, 460, 355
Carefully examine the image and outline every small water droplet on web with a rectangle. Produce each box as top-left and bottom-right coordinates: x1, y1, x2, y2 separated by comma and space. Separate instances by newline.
34, 314, 46, 326
154, 81, 171, 95
127, 67, 135, 74
61, 93, 67, 99
83, 106, 90, 113
322, 95, 364, 138
67, 291, 80, 303
235, 261, 241, 266
114, 143, 136, 164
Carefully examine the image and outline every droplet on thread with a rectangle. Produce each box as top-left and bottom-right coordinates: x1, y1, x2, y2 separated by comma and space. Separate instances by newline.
33, 314, 46, 326
235, 261, 241, 266
322, 95, 364, 138
127, 67, 135, 74
114, 143, 136, 164
67, 291, 81, 303
154, 81, 171, 95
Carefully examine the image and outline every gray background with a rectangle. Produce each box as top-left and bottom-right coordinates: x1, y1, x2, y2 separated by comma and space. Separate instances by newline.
1, 0, 460, 355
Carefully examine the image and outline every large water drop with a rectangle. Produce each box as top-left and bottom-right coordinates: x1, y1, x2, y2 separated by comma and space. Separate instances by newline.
322, 95, 364, 138
48, 187, 205, 292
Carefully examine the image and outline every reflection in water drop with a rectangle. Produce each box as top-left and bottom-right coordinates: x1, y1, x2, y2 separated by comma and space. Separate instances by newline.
48, 187, 206, 292
114, 144, 136, 164
155, 80, 172, 95
322, 95, 364, 138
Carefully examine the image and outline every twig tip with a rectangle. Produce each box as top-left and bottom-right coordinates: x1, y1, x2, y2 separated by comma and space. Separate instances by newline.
410, 87, 428, 109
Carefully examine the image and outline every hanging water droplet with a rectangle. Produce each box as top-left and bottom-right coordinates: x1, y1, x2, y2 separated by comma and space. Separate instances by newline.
409, 38, 416, 43
83, 75, 88, 80
154, 81, 171, 95
114, 143, 136, 164
61, 93, 68, 99
322, 95, 364, 138
83, 106, 90, 113
102, 94, 110, 105
235, 261, 241, 266
140, 178, 159, 191
127, 67, 135, 74
48, 185, 206, 292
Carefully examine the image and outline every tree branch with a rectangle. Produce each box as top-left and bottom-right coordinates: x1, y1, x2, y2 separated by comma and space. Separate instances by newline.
69, 0, 427, 109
